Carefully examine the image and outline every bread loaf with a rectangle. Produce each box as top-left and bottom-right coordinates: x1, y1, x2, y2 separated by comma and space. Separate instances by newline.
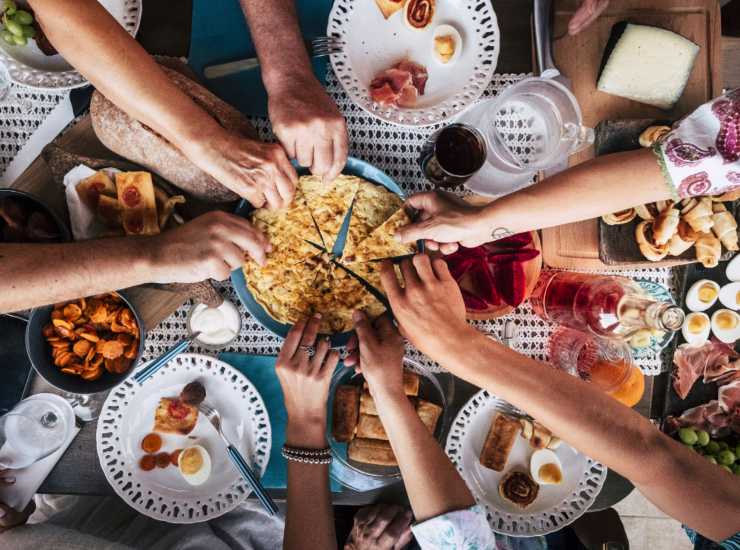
90, 66, 256, 203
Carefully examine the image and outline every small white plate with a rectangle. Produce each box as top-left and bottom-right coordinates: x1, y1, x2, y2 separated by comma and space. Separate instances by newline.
328, 0, 500, 127
445, 390, 607, 537
0, 0, 141, 90
96, 353, 271, 524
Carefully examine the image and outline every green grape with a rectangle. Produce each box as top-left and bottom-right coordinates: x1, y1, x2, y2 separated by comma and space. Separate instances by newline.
718, 450, 737, 466
705, 441, 721, 454
696, 430, 710, 447
3, 0, 16, 16
722, 465, 733, 474
735, 443, 740, 458
707, 456, 718, 465
21, 24, 34, 38
733, 463, 740, 475
4, 18, 22, 37
678, 428, 698, 446
14, 9, 31, 25
1, 29, 14, 44
11, 32, 25, 45
718, 441, 729, 451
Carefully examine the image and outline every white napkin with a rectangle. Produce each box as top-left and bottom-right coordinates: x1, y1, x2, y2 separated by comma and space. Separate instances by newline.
0, 422, 80, 512
62, 164, 121, 241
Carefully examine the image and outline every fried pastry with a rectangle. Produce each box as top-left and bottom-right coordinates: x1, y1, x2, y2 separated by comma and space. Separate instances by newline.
653, 206, 680, 246
668, 221, 698, 256
348, 438, 397, 466
638, 125, 671, 148
635, 221, 669, 262
681, 198, 714, 234
695, 232, 722, 268
356, 414, 388, 440
499, 471, 540, 509
332, 385, 361, 442
374, 0, 404, 19
76, 170, 116, 209
115, 172, 160, 236
416, 399, 442, 434
711, 203, 739, 251
345, 208, 416, 262
635, 203, 660, 221
154, 397, 198, 435
480, 413, 521, 472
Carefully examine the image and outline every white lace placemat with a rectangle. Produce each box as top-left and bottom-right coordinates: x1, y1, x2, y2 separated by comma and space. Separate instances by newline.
0, 86, 68, 176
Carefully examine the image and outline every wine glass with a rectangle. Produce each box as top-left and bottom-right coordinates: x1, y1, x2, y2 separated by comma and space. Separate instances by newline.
0, 399, 69, 469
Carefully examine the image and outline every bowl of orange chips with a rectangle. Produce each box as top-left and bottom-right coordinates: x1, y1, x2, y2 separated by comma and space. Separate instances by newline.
25, 291, 145, 394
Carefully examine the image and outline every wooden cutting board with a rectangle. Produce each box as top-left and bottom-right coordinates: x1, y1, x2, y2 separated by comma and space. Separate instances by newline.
541, 0, 723, 270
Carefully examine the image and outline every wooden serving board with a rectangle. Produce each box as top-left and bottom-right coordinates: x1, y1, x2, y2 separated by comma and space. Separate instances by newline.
540, 0, 722, 270
5, 116, 188, 329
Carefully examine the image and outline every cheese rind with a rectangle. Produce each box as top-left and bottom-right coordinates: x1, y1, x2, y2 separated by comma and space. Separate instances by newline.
597, 23, 700, 110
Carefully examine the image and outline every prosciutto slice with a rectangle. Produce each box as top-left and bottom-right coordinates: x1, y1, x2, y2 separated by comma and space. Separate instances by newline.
665, 401, 733, 437
672, 341, 737, 399
369, 60, 428, 107
703, 355, 740, 384
719, 379, 740, 413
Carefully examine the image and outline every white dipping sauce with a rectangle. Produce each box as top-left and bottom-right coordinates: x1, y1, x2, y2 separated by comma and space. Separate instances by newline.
189, 299, 241, 346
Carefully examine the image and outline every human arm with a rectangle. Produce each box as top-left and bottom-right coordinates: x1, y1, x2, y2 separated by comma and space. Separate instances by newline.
397, 148, 670, 252
239, 0, 348, 181
380, 255, 740, 542
0, 471, 34, 534
28, 0, 296, 208
0, 211, 269, 312
275, 316, 339, 550
346, 313, 475, 522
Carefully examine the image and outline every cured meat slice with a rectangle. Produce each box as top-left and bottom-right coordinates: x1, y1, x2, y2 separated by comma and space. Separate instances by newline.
369, 61, 427, 107
665, 400, 733, 437
718, 379, 740, 413
672, 341, 737, 399
396, 60, 428, 94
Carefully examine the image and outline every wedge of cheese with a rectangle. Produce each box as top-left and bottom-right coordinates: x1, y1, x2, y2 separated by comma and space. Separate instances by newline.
597, 23, 699, 110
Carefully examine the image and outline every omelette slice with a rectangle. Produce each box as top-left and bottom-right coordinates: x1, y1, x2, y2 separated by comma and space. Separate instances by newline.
343, 181, 403, 259
250, 187, 323, 266
300, 175, 360, 251
345, 208, 416, 263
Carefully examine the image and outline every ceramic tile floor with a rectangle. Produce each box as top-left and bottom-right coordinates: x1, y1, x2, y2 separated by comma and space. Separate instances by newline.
614, 490, 693, 550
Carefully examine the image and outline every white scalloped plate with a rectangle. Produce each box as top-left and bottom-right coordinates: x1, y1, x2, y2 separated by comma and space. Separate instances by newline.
328, 0, 499, 127
445, 390, 607, 537
0, 0, 142, 90
96, 353, 271, 524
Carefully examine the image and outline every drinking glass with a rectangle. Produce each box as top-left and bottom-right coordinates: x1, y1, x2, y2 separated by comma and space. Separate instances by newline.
418, 123, 487, 187
0, 397, 70, 469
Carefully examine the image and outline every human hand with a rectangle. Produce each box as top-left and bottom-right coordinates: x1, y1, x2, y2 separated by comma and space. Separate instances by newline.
276, 315, 339, 446
568, 0, 609, 35
268, 74, 348, 183
395, 191, 491, 255
344, 313, 405, 399
0, 470, 35, 533
380, 255, 471, 361
344, 504, 413, 550
146, 211, 271, 283
189, 130, 298, 209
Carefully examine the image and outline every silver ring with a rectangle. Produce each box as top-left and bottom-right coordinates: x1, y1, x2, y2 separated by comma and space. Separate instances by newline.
299, 345, 316, 357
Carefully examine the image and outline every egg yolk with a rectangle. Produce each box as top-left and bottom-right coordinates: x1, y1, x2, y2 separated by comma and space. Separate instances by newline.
180, 448, 204, 475
688, 315, 708, 333
698, 284, 718, 303
715, 312, 738, 330
538, 463, 563, 484
434, 35, 455, 62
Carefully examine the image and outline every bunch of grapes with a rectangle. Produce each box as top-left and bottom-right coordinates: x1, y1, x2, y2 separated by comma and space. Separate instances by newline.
1, 0, 35, 47
678, 427, 740, 475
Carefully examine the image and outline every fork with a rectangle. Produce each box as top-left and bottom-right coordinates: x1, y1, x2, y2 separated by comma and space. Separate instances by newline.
204, 36, 344, 80
198, 402, 279, 516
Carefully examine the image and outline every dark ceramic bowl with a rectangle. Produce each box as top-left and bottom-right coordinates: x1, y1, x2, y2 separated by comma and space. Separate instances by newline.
25, 290, 145, 394
0, 188, 71, 242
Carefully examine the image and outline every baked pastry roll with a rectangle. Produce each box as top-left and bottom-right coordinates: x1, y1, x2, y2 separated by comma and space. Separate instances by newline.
115, 172, 160, 236
711, 203, 739, 251
332, 385, 361, 442
635, 221, 669, 261
76, 170, 116, 209
638, 125, 671, 148
601, 209, 636, 225
653, 207, 680, 246
356, 414, 388, 440
695, 232, 722, 268
635, 203, 661, 221
348, 438, 397, 466
681, 198, 714, 234
416, 399, 442, 434
713, 189, 740, 202
668, 221, 698, 256
480, 413, 521, 472
153, 398, 198, 435
499, 471, 539, 509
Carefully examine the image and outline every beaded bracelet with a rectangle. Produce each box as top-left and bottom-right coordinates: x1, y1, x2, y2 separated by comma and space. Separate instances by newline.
281, 445, 332, 465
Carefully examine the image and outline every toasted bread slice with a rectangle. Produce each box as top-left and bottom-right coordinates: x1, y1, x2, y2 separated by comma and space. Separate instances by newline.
480, 413, 521, 471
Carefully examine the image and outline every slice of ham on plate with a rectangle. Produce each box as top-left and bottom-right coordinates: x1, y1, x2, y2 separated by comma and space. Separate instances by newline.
672, 341, 737, 399
718, 379, 740, 414
369, 60, 428, 108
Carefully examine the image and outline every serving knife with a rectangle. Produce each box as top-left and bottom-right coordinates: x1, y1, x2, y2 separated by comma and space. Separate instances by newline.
330, 260, 392, 313
331, 195, 357, 259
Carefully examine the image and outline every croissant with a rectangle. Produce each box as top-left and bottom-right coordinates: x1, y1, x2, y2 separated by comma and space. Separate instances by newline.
668, 221, 698, 256
635, 203, 661, 221
711, 203, 739, 251
653, 207, 680, 245
695, 232, 722, 268
681, 198, 714, 234
635, 221, 669, 261
654, 200, 674, 213
602, 209, 636, 225
638, 125, 671, 148
712, 189, 740, 202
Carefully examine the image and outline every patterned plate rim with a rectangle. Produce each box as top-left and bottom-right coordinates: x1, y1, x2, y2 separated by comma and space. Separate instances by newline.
444, 389, 608, 537
633, 278, 677, 363
0, 0, 142, 90
327, 0, 500, 127
95, 353, 272, 524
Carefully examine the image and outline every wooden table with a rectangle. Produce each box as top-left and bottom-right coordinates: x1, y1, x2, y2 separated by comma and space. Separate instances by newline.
20, 0, 701, 513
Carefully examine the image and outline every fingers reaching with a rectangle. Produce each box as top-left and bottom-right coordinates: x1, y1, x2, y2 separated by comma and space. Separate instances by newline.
327, 133, 349, 183
311, 138, 334, 182
379, 261, 403, 303
280, 318, 308, 360
431, 257, 452, 281
439, 242, 459, 255
299, 314, 322, 351
399, 259, 421, 288
412, 254, 435, 282
352, 310, 377, 347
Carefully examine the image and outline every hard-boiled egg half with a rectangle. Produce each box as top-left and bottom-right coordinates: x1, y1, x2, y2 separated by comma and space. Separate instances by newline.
711, 309, 740, 344
178, 444, 212, 486
529, 449, 563, 485
685, 279, 720, 312
719, 282, 740, 310
726, 255, 740, 282
432, 24, 462, 65
681, 312, 710, 346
